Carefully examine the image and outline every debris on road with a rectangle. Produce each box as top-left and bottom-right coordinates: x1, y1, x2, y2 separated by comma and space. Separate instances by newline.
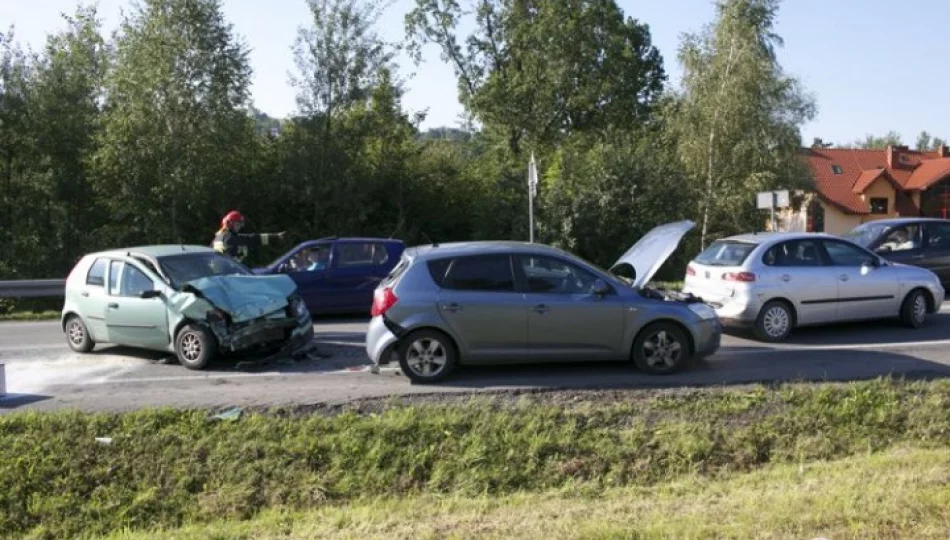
211, 407, 243, 422
233, 342, 329, 371
95, 437, 113, 445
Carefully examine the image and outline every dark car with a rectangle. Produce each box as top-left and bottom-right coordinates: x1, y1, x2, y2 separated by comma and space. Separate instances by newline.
254, 237, 405, 315
843, 218, 950, 284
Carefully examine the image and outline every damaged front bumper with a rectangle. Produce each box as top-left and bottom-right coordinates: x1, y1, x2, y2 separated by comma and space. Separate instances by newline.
207, 295, 314, 355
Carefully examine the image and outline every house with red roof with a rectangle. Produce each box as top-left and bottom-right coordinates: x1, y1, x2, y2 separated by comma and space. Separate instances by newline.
787, 145, 950, 234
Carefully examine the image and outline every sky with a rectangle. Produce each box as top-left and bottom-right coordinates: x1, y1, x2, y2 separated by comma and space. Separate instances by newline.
3, 0, 948, 147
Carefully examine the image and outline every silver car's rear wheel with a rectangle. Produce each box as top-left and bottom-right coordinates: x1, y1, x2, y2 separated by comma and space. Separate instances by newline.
632, 322, 691, 375
65, 315, 95, 353
398, 329, 458, 384
754, 301, 793, 342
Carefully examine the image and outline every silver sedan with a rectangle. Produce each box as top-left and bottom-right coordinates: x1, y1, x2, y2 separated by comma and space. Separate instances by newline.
682, 232, 946, 342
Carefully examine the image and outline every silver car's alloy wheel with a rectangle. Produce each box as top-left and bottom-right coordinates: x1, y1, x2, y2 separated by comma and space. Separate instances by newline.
642, 330, 683, 368
913, 295, 927, 325
180, 332, 203, 363
405, 338, 447, 377
762, 306, 790, 338
67, 320, 85, 346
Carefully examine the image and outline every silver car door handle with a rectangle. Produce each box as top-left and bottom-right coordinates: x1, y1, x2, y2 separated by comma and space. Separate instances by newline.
442, 303, 463, 312
107, 302, 119, 309
532, 304, 549, 314
839, 274, 849, 281
781, 274, 790, 282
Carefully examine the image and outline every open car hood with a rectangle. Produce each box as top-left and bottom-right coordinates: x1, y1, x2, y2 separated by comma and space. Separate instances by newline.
609, 220, 695, 289
181, 274, 298, 323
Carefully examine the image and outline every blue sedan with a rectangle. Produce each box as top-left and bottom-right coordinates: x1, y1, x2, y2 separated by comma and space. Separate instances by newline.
255, 237, 405, 315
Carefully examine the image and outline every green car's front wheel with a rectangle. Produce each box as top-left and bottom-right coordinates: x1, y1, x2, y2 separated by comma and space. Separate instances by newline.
175, 324, 216, 370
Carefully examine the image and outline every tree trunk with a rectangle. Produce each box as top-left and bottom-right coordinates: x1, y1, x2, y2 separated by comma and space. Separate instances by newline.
699, 38, 739, 250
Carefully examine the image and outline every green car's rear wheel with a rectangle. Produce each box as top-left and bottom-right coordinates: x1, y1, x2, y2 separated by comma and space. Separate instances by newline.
65, 315, 95, 353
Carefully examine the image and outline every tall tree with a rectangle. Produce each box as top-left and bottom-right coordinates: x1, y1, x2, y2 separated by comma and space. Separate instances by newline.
291, 0, 398, 229
915, 130, 947, 152
92, 0, 254, 245
0, 29, 37, 278
670, 0, 815, 248
854, 131, 902, 149
406, 0, 665, 155
30, 5, 108, 271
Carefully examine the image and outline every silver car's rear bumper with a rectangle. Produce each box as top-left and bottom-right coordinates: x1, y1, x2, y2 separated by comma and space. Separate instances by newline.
366, 315, 399, 365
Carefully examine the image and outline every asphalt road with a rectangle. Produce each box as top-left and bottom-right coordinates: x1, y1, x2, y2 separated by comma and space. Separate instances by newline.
4, 306, 950, 412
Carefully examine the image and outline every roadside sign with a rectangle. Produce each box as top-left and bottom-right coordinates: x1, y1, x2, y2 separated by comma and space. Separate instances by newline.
756, 192, 773, 210
774, 190, 790, 208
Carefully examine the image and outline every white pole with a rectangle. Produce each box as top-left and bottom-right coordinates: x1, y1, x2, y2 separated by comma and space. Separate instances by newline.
770, 192, 776, 231
529, 190, 534, 243
528, 153, 537, 243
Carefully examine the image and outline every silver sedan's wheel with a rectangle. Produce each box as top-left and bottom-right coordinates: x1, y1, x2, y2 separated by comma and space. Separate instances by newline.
754, 301, 793, 342
632, 322, 691, 375
900, 290, 929, 329
65, 315, 95, 353
397, 329, 458, 384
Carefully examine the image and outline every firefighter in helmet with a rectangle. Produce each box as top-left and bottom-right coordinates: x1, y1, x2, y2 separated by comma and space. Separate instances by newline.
212, 210, 286, 263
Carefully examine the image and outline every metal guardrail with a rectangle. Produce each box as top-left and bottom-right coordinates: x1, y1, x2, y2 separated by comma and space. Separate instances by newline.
0, 279, 66, 298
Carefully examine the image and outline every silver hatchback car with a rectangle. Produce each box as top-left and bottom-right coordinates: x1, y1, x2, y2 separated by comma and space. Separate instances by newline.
365, 221, 721, 383
682, 232, 946, 342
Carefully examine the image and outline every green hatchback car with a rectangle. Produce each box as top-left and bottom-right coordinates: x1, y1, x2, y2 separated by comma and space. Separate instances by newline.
61, 245, 314, 369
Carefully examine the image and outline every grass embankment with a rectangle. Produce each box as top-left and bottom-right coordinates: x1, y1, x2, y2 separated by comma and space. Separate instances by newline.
106, 447, 950, 540
0, 309, 59, 321
3, 378, 950, 539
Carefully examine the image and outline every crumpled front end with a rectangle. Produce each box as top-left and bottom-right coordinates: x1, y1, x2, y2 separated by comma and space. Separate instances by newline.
205, 293, 313, 354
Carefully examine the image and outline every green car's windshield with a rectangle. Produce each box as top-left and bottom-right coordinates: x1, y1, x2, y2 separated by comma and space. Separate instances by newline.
158, 253, 252, 288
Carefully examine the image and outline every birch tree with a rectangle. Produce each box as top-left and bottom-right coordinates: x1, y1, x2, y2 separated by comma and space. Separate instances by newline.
671, 0, 815, 248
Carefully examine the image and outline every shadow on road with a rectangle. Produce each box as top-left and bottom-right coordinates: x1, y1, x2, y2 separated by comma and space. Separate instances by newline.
427, 348, 950, 391
0, 393, 52, 409
724, 312, 950, 346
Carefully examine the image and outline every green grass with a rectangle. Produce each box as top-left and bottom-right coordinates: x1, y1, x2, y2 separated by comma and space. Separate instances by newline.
0, 309, 59, 321
104, 446, 950, 539
3, 378, 950, 539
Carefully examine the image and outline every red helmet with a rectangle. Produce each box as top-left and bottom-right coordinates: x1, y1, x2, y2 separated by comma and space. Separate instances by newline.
222, 210, 245, 227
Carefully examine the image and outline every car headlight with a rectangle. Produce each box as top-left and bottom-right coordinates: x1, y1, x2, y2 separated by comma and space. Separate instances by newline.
688, 302, 718, 320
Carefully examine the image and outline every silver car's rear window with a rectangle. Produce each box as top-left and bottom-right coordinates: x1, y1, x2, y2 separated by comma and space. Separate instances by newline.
694, 241, 756, 267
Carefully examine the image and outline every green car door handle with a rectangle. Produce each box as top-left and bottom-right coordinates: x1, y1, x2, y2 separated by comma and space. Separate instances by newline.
107, 302, 119, 309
